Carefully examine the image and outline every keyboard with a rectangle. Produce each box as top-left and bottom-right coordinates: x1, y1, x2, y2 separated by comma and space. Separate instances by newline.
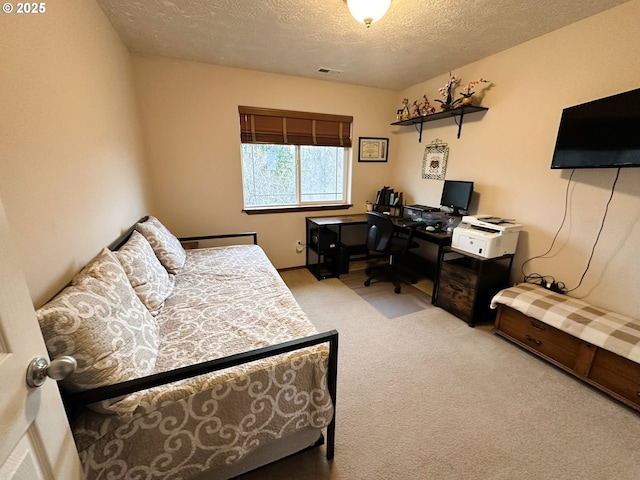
406, 204, 441, 213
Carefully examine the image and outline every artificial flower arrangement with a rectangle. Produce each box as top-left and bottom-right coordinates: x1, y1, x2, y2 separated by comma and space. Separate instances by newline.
435, 74, 461, 110
397, 74, 490, 118
458, 78, 490, 105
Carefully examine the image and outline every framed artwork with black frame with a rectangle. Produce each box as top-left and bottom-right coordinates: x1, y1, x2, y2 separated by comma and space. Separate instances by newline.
358, 137, 389, 162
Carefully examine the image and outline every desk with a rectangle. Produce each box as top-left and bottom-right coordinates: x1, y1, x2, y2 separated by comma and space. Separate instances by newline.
305, 214, 452, 300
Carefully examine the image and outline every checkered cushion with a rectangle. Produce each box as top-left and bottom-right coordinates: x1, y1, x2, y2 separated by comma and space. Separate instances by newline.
491, 283, 640, 363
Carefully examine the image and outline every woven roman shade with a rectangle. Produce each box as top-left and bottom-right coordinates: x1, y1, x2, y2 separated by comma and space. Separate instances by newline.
238, 106, 353, 148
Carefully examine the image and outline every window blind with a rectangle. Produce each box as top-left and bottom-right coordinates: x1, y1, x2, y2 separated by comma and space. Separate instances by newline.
238, 106, 353, 148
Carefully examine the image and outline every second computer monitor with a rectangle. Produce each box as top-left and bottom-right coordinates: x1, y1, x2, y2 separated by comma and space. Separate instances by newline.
440, 180, 473, 215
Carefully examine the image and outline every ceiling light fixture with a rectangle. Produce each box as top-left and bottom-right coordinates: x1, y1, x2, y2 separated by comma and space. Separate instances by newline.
345, 0, 391, 28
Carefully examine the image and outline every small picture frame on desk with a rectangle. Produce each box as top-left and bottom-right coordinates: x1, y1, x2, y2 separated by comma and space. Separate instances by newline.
358, 137, 389, 162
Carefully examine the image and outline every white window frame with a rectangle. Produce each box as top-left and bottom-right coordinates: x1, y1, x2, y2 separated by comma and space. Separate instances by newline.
241, 143, 351, 210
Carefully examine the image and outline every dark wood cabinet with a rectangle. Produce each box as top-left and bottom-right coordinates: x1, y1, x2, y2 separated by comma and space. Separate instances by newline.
435, 247, 514, 326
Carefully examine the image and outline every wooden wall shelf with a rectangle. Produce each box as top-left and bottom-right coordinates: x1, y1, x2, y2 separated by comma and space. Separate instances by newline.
391, 106, 489, 141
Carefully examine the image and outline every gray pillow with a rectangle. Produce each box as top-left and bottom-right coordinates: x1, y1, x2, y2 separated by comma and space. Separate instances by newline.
37, 248, 160, 415
114, 230, 175, 315
135, 216, 186, 274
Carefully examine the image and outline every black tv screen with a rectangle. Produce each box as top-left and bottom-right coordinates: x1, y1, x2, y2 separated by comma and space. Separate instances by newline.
440, 180, 473, 215
551, 87, 640, 169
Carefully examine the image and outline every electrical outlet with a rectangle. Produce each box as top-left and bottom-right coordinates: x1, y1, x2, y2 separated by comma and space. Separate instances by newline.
296, 240, 305, 254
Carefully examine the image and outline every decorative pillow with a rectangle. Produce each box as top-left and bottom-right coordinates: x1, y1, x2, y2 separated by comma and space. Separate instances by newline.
37, 248, 160, 415
113, 230, 175, 315
135, 216, 186, 274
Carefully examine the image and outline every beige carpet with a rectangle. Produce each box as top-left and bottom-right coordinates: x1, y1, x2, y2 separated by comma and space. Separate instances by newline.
239, 268, 640, 480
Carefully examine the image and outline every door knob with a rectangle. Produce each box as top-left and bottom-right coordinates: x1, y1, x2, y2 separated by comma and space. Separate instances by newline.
26, 356, 77, 388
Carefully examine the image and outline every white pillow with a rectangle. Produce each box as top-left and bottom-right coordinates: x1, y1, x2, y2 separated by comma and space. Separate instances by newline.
135, 216, 186, 274
37, 248, 160, 415
114, 230, 175, 315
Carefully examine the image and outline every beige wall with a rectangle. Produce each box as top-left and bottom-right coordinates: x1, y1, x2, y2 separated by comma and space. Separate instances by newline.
395, 0, 640, 317
0, 0, 151, 307
2, 0, 638, 320
132, 57, 397, 268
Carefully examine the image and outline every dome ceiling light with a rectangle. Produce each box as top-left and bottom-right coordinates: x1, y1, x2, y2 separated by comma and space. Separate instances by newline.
345, 0, 392, 28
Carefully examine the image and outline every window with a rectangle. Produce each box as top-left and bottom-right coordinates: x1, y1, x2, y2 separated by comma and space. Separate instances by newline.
238, 107, 353, 210
241, 144, 347, 207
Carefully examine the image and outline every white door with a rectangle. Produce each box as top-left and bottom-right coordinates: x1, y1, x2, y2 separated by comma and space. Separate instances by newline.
0, 198, 84, 479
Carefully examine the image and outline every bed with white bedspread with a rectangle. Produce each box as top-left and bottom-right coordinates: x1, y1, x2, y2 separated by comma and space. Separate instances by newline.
36, 216, 337, 480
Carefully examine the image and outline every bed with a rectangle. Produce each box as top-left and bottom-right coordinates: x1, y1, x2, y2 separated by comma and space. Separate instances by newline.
36, 216, 338, 479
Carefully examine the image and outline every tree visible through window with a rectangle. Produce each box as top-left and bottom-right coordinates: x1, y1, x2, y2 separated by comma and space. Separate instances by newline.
241, 144, 347, 208
238, 106, 352, 209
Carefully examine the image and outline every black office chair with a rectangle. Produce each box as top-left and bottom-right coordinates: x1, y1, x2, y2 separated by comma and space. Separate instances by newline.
364, 211, 420, 294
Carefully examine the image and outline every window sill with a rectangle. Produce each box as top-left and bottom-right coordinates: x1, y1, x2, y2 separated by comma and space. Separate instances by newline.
243, 204, 353, 215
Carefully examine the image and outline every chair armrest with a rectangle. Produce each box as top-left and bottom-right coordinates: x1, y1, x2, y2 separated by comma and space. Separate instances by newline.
178, 232, 258, 245
397, 223, 421, 255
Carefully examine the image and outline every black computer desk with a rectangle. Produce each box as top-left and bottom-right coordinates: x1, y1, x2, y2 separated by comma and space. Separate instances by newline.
305, 213, 452, 302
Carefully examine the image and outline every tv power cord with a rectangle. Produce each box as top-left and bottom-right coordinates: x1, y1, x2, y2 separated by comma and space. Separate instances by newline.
520, 167, 619, 296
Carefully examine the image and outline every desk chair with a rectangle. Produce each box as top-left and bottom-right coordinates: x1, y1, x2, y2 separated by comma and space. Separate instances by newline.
364, 212, 420, 294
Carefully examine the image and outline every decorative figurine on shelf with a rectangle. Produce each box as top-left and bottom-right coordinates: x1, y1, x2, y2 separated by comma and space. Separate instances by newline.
422, 95, 436, 115
411, 100, 422, 118
400, 98, 411, 120
458, 78, 490, 106
435, 73, 462, 110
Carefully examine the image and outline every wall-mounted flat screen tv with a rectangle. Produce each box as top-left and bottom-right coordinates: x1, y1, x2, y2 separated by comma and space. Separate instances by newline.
550, 87, 640, 169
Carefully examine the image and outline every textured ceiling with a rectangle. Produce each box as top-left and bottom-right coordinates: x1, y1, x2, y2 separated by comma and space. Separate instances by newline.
97, 0, 630, 91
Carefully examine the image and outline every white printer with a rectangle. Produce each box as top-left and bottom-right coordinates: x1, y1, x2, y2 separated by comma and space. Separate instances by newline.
452, 215, 523, 258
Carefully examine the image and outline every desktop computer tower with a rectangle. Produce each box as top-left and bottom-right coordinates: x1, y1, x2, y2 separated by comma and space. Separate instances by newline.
310, 228, 338, 250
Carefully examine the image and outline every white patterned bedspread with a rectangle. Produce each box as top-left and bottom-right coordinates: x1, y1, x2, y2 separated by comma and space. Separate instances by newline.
73, 244, 333, 480
491, 283, 640, 364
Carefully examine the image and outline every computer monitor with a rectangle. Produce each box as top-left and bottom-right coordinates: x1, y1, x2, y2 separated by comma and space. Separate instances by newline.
440, 180, 473, 215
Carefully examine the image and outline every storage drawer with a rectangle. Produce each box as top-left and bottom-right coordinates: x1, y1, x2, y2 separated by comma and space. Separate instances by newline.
495, 306, 583, 368
437, 277, 474, 321
589, 348, 640, 408
440, 262, 477, 290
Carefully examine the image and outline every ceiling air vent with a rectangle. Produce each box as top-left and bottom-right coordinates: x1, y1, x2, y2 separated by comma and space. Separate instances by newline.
317, 67, 344, 75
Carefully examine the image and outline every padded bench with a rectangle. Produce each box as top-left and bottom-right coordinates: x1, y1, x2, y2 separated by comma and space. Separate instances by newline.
491, 283, 640, 412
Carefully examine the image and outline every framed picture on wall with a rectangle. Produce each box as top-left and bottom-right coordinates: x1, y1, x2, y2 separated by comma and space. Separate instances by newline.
358, 137, 389, 162
422, 139, 449, 180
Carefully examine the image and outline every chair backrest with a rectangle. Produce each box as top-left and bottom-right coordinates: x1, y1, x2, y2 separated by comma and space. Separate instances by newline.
366, 212, 396, 253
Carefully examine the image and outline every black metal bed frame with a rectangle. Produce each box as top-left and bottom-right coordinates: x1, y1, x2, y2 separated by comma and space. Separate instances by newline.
63, 217, 339, 459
